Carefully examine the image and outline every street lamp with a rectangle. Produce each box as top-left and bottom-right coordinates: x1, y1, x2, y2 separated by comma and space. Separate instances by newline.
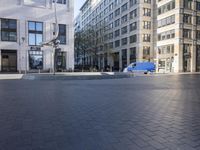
19, 37, 26, 74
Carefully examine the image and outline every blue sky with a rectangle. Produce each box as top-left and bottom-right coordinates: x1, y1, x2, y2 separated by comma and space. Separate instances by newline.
74, 0, 85, 18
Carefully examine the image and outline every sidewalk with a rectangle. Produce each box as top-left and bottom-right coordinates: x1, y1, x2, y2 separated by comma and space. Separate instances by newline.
0, 72, 133, 80
0, 72, 200, 80
0, 74, 24, 80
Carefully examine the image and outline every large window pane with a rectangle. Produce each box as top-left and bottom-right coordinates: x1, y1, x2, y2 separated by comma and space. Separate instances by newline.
10, 32, 17, 41
29, 33, 36, 45
36, 34, 42, 45
29, 51, 43, 70
28, 21, 43, 45
29, 22, 35, 31
58, 24, 66, 44
1, 31, 9, 41
36, 23, 43, 31
9, 20, 17, 29
1, 20, 9, 29
1, 19, 17, 42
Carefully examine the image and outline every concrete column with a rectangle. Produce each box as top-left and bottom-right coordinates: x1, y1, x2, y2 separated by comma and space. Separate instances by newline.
178, 43, 183, 72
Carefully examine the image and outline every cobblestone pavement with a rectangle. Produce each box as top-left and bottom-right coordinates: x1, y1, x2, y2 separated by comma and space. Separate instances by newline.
0, 75, 200, 150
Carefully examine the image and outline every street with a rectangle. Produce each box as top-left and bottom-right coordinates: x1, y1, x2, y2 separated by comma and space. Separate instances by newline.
0, 75, 200, 150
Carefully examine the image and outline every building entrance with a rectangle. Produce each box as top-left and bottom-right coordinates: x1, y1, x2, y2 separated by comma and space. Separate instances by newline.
1, 50, 17, 72
196, 45, 200, 72
113, 52, 119, 71
183, 44, 191, 72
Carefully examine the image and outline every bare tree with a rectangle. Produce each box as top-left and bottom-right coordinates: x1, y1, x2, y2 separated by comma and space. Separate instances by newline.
74, 22, 108, 71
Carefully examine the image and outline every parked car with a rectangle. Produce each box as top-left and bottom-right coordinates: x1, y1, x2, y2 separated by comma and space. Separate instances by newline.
123, 62, 156, 73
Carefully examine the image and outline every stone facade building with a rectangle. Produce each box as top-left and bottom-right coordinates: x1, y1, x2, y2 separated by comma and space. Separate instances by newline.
0, 0, 74, 73
75, 0, 154, 71
75, 0, 200, 73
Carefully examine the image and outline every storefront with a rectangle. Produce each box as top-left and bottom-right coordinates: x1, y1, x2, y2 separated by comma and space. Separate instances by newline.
29, 50, 43, 70
55, 51, 66, 71
113, 52, 119, 71
196, 45, 200, 72
1, 50, 17, 72
183, 44, 191, 72
158, 57, 173, 73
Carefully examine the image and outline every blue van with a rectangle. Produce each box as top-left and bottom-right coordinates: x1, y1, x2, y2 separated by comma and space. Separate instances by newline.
123, 62, 155, 73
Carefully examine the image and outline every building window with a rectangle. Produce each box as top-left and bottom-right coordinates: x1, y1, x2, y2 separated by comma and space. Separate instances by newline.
109, 33, 113, 39
121, 15, 128, 24
158, 60, 165, 67
143, 34, 151, 42
28, 21, 43, 46
158, 30, 175, 41
121, 26, 128, 35
130, 35, 137, 43
115, 19, 120, 27
158, 0, 175, 15
58, 24, 67, 44
121, 3, 128, 12
121, 38, 127, 45
143, 21, 151, 29
114, 29, 120, 37
115, 40, 120, 47
184, 0, 192, 9
130, 0, 137, 7
130, 22, 137, 31
109, 42, 113, 48
122, 49, 127, 68
109, 3, 114, 11
143, 8, 151, 16
143, 46, 150, 55
144, 0, 151, 4
24, 0, 46, 6
197, 2, 200, 11
29, 50, 43, 70
109, 13, 113, 20
158, 44, 174, 54
183, 14, 192, 24
130, 9, 137, 19
183, 29, 192, 39
53, 0, 66, 4
196, 45, 200, 71
158, 15, 175, 28
197, 16, 200, 25
130, 47, 136, 63
197, 31, 200, 40
1, 19, 17, 42
143, 46, 150, 60
115, 8, 120, 17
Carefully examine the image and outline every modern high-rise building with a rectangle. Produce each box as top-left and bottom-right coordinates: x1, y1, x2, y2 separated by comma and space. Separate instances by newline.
0, 0, 74, 73
75, 0, 200, 73
75, 0, 154, 71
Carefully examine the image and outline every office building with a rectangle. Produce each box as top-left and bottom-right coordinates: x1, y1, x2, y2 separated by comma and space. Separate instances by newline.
0, 0, 74, 72
76, 0, 200, 73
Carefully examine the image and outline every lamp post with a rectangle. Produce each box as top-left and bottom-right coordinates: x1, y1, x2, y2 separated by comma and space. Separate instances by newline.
20, 37, 26, 74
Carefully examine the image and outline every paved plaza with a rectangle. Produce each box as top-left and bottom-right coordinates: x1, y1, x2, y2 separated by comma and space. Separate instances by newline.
0, 75, 200, 150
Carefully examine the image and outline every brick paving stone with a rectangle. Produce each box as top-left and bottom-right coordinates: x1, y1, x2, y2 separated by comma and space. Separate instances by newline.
0, 75, 200, 150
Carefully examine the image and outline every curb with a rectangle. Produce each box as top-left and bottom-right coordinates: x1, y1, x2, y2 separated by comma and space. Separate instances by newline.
22, 74, 134, 80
